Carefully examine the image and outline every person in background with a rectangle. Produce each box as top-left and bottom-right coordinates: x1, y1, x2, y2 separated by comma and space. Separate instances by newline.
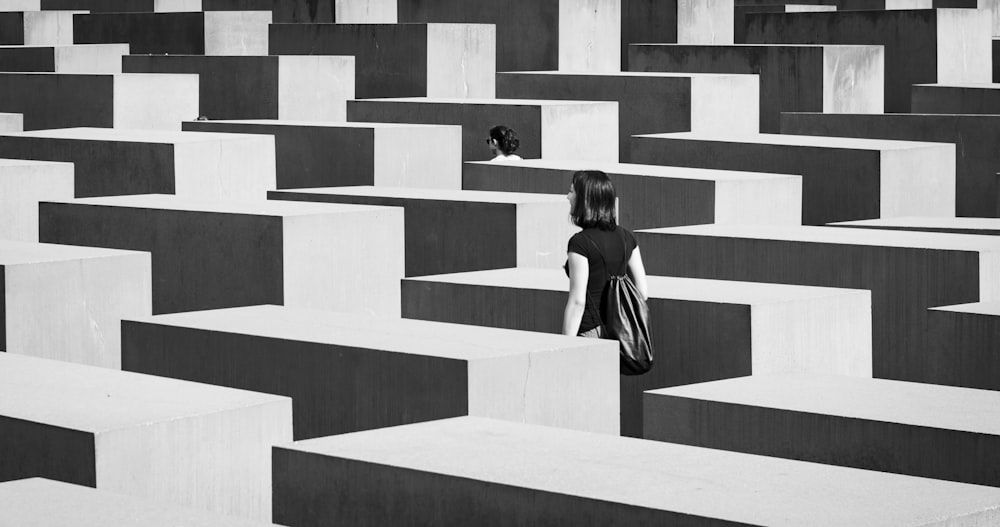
486, 125, 522, 161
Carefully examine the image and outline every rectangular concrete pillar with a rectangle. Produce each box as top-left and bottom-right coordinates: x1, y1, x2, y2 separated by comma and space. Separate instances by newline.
646, 374, 1000, 487
402, 268, 872, 436
123, 305, 619, 439
0, 112, 20, 131
734, 3, 835, 43
0, 73, 197, 131
1, 241, 150, 368
123, 55, 354, 121
928, 302, 1000, 390
73, 11, 270, 55
559, 0, 621, 72
0, 10, 80, 45
0, 159, 72, 241
623, 0, 736, 68
497, 71, 758, 161
270, 186, 573, 276
348, 98, 618, 162
0, 43, 127, 73
462, 159, 801, 229
184, 120, 461, 190
912, 83, 1000, 114
634, 224, 1000, 383
272, 416, 1000, 526
39, 195, 404, 316
631, 132, 956, 225
204, 11, 270, 55
269, 23, 495, 98
39, 0, 202, 10
0, 128, 276, 200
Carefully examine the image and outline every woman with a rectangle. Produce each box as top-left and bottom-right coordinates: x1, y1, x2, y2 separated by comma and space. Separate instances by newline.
562, 170, 648, 337
486, 125, 522, 161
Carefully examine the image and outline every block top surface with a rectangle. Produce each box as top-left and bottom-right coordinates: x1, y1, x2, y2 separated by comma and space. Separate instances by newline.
2, 127, 270, 145
647, 373, 1000, 435
0, 354, 289, 433
186, 119, 459, 131
639, 224, 1000, 252
834, 217, 1000, 230
130, 305, 613, 360
0, 44, 128, 51
272, 186, 567, 205
500, 70, 755, 80
0, 479, 277, 526
467, 159, 797, 182
913, 83, 1000, 89
636, 132, 953, 151
0, 158, 72, 169
630, 43, 880, 50
405, 268, 868, 305
0, 240, 147, 266
284, 416, 1000, 526
931, 301, 1000, 316
49, 194, 392, 217
354, 97, 616, 108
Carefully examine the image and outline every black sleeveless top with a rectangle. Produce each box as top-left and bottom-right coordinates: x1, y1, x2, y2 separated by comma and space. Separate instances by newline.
565, 226, 638, 333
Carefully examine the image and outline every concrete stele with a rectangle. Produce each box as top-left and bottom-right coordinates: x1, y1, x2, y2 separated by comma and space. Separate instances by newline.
823, 44, 885, 113
0, 112, 20, 131
426, 23, 496, 98
559, 0, 621, 72
678, 0, 735, 44
335, 0, 397, 22
113, 73, 198, 131
0, 43, 128, 73
277, 55, 354, 120
0, 158, 73, 241
204, 11, 270, 56
24, 11, 81, 45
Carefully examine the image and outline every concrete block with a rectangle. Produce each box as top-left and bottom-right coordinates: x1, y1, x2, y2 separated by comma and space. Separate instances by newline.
269, 23, 495, 98
912, 82, 1000, 114
677, 0, 734, 44
1, 240, 150, 368
0, 73, 197, 131
272, 416, 1000, 526
0, 10, 80, 46
645, 374, 1000, 487
270, 186, 574, 276
0, 158, 73, 241
0, 112, 20, 131
927, 301, 1000, 390
348, 98, 619, 162
628, 44, 883, 133
497, 71, 759, 161
833, 216, 1000, 236
744, 8, 992, 112
402, 268, 872, 436
123, 55, 354, 121
39, 0, 202, 11
0, 478, 279, 526
0, 43, 127, 73
39, 194, 404, 316
631, 132, 956, 225
204, 11, 270, 55
0, 353, 291, 521
462, 159, 802, 229
781, 112, 1000, 217
0, 128, 275, 200
123, 305, 619, 439
734, 3, 835, 43
203, 0, 393, 23
623, 0, 736, 69
559, 0, 621, 72
633, 224, 1000, 383
73, 11, 270, 55
184, 120, 461, 190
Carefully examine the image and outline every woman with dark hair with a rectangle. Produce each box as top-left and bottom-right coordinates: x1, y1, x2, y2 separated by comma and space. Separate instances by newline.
487, 125, 522, 161
562, 170, 648, 337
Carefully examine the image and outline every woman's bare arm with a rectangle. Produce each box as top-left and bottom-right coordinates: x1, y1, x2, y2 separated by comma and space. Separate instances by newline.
562, 252, 589, 336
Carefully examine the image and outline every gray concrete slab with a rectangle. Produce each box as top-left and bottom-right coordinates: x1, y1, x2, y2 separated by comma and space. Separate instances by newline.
73, 11, 270, 55
0, 158, 73, 241
0, 10, 80, 46
911, 83, 1000, 114
0, 43, 127, 73
925, 301, 1000, 390
834, 216, 1000, 235
40, 0, 201, 11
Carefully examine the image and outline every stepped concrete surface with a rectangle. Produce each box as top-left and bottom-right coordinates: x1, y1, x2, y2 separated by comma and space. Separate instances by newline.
123, 54, 354, 121
0, 478, 279, 527
463, 158, 802, 229
833, 216, 1000, 235
497, 71, 759, 161
0, 10, 80, 45
0, 72, 197, 131
0, 43, 127, 73
927, 302, 1000, 390
634, 224, 1000, 384
631, 132, 956, 225
38, 0, 202, 10
348, 97, 618, 162
39, 195, 404, 316
403, 267, 873, 436
1, 240, 150, 368
645, 373, 1000, 487
269, 186, 573, 276
0, 127, 276, 199
628, 43, 883, 132
202, 0, 360, 23
122, 305, 619, 439
0, 353, 292, 521
911, 83, 1000, 114
73, 11, 271, 55
272, 416, 1000, 526
781, 112, 1000, 217
183, 120, 461, 190
269, 23, 495, 98
734, 3, 836, 42
623, 0, 738, 69
744, 8, 991, 112
0, 158, 73, 241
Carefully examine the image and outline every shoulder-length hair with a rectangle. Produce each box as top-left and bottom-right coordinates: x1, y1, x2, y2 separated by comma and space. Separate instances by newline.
570, 170, 617, 231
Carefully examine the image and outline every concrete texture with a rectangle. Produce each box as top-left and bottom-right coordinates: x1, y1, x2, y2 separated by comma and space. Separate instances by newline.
272, 416, 1000, 526
559, 0, 620, 72
123, 55, 354, 121
633, 224, 1000, 384
1, 240, 151, 368
628, 44, 883, 133
184, 120, 461, 190
734, 3, 835, 43
497, 71, 758, 161
39, 0, 201, 10
0, 113, 21, 132
0, 159, 73, 241
38, 194, 404, 316
927, 301, 1000, 390
269, 23, 495, 98
781, 112, 1000, 218
0, 11, 80, 46
645, 373, 1000, 487
204, 11, 270, 55
122, 305, 620, 439
833, 216, 1000, 235
0, 353, 292, 521
0, 478, 278, 526
0, 127, 276, 200
402, 268, 872, 436
630, 132, 956, 225
73, 11, 269, 55
744, 8, 991, 112
912, 83, 1000, 114
348, 97, 618, 162
462, 159, 801, 229
677, 0, 734, 44
269, 186, 574, 276
0, 73, 197, 131
0, 43, 128, 73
